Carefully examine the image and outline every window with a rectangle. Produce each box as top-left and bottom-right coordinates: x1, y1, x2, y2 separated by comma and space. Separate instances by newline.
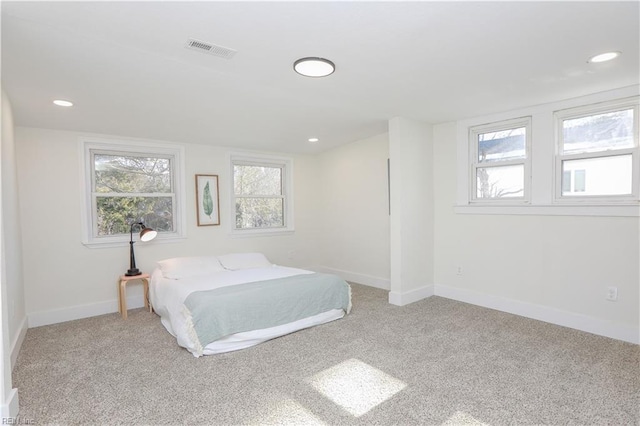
469, 117, 531, 202
555, 99, 638, 201
231, 154, 294, 235
81, 138, 185, 246
457, 88, 639, 217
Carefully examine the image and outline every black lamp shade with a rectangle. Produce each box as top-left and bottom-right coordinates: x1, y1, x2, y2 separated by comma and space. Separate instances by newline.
140, 227, 157, 242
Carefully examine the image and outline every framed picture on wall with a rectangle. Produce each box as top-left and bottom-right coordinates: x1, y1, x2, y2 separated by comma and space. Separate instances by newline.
195, 174, 220, 226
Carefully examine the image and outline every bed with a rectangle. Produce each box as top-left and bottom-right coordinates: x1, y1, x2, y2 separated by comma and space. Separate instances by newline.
149, 253, 351, 357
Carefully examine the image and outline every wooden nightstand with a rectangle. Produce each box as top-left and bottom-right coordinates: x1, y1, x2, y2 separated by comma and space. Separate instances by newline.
118, 273, 152, 319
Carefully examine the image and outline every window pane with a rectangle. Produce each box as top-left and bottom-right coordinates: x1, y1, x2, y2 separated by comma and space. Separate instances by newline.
235, 198, 284, 229
478, 127, 526, 162
562, 171, 572, 193
234, 165, 282, 195
94, 154, 172, 193
96, 196, 173, 236
476, 165, 524, 198
562, 109, 634, 154
574, 170, 586, 192
561, 155, 632, 196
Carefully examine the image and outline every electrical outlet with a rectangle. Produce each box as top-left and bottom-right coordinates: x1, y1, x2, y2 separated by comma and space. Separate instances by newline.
456, 266, 463, 276
606, 286, 618, 301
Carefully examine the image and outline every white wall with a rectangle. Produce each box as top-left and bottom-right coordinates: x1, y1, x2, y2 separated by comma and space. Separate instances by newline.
1, 94, 26, 353
15, 127, 322, 326
11, 114, 639, 344
433, 121, 640, 343
1, 90, 22, 418
316, 132, 390, 289
388, 117, 434, 305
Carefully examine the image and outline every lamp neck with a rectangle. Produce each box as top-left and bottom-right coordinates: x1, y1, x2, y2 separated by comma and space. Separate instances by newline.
129, 222, 144, 243
126, 221, 145, 276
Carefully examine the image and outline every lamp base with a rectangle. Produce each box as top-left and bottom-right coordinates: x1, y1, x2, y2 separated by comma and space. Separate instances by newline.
125, 269, 142, 276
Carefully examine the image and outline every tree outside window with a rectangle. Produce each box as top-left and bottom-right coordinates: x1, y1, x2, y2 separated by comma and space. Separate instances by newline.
81, 139, 184, 246
230, 154, 293, 235
93, 153, 175, 236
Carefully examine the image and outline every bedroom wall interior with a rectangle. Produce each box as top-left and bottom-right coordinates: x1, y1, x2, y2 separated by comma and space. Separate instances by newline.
316, 132, 390, 289
1, 91, 23, 418
0, 1, 638, 419
12, 87, 640, 342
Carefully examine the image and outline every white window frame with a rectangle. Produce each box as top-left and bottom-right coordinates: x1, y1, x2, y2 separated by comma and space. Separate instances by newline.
229, 153, 294, 237
469, 117, 532, 204
80, 137, 186, 247
553, 97, 639, 204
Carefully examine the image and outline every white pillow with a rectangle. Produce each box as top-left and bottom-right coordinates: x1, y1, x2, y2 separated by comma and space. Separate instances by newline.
157, 256, 225, 280
217, 253, 273, 270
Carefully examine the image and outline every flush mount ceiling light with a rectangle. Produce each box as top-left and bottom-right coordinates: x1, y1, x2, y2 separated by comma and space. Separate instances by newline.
294, 57, 335, 77
53, 99, 74, 107
588, 51, 621, 63
308, 137, 319, 143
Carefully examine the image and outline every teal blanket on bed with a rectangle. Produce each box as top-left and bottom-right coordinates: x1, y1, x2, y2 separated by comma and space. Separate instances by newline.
184, 273, 351, 354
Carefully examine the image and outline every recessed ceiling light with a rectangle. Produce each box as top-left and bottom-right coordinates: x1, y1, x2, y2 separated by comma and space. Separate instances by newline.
294, 57, 335, 77
588, 51, 621, 63
308, 137, 319, 143
53, 99, 74, 107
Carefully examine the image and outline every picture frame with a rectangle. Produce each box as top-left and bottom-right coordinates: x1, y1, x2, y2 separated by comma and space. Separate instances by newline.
195, 174, 220, 226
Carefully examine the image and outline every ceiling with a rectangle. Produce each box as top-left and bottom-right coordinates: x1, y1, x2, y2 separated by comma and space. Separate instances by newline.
2, 1, 638, 154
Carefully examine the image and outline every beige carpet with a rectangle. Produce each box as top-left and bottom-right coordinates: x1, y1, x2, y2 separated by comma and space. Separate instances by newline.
13, 283, 640, 425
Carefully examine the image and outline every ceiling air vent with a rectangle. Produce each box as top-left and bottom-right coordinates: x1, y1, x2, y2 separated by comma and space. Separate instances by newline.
185, 38, 237, 59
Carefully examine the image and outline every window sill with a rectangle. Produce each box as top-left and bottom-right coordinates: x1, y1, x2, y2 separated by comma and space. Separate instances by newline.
454, 203, 639, 217
82, 235, 186, 249
229, 228, 295, 238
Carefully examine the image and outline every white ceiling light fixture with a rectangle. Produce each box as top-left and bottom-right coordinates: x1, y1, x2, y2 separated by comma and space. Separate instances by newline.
53, 99, 74, 107
294, 57, 335, 77
588, 51, 621, 63
308, 137, 319, 143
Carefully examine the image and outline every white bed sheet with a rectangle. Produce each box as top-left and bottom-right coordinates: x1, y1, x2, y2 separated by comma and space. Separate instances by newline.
150, 266, 345, 356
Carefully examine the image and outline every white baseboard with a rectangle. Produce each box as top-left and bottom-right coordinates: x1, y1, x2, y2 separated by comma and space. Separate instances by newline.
10, 316, 28, 370
24, 277, 637, 345
27, 295, 145, 328
0, 388, 19, 419
314, 266, 390, 290
435, 284, 640, 345
389, 285, 434, 306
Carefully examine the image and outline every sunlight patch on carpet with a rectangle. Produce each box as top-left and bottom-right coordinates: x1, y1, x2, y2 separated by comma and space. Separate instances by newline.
441, 410, 488, 425
248, 398, 326, 426
307, 358, 406, 417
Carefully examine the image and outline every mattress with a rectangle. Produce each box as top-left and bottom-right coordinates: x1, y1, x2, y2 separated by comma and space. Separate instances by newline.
149, 266, 346, 356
